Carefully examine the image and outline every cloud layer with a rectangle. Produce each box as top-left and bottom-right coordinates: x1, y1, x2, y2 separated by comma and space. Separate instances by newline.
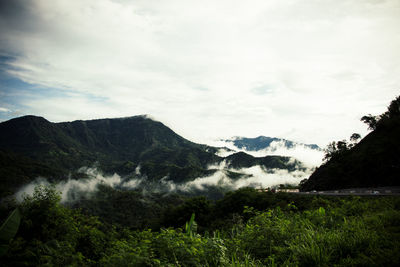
15, 162, 312, 203
1, 0, 399, 146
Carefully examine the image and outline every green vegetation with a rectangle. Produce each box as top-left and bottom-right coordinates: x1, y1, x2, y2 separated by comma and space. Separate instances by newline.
225, 152, 305, 171
69, 185, 186, 230
0, 208, 21, 256
322, 133, 361, 162
1, 186, 399, 266
0, 151, 63, 197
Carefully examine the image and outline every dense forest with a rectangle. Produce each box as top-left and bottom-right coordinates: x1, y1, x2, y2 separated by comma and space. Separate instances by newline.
1, 186, 400, 266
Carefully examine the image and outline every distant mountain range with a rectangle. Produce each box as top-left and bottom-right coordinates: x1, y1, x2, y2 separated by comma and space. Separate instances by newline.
0, 115, 306, 196
221, 136, 321, 152
214, 136, 323, 168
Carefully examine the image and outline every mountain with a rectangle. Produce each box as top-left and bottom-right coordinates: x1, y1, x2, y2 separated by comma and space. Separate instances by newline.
0, 115, 218, 168
300, 96, 400, 191
216, 136, 323, 167
0, 115, 306, 196
0, 115, 214, 195
225, 152, 304, 171
220, 136, 321, 151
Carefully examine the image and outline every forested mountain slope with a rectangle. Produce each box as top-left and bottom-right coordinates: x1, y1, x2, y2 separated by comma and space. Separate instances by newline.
301, 96, 400, 191
0, 115, 305, 196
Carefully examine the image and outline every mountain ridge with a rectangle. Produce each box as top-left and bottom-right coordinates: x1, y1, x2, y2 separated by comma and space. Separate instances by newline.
0, 115, 306, 196
220, 135, 321, 151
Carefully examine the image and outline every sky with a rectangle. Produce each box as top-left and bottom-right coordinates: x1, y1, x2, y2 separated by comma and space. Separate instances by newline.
0, 0, 399, 147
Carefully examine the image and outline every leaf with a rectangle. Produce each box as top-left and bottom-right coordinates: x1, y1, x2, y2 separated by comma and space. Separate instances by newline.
318, 207, 325, 216
0, 208, 21, 242
0, 208, 21, 256
185, 213, 196, 237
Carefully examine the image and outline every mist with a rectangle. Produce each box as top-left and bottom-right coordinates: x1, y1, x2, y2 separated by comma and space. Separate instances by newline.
15, 160, 312, 203
181, 161, 311, 191
213, 139, 324, 167
15, 168, 126, 203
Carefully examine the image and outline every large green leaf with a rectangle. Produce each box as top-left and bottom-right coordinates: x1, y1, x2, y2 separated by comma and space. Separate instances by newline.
0, 208, 21, 256
185, 213, 196, 237
0, 208, 21, 242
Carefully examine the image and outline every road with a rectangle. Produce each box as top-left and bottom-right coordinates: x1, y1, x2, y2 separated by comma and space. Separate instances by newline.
297, 186, 400, 196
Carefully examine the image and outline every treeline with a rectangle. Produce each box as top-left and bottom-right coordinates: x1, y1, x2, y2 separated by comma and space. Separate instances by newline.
1, 186, 399, 266
67, 185, 329, 232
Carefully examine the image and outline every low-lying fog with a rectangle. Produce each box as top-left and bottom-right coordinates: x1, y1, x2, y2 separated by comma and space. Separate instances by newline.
15, 160, 313, 203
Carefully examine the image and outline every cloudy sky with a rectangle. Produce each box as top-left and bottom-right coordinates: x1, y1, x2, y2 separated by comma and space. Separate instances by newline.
0, 0, 399, 147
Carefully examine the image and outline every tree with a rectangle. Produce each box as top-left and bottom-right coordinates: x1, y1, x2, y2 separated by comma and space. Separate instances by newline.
386, 95, 400, 118
323, 132, 364, 162
350, 133, 361, 143
323, 141, 347, 162
361, 95, 400, 130
361, 114, 378, 130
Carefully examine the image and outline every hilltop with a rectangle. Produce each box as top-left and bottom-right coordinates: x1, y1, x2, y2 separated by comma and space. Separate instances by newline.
0, 115, 306, 196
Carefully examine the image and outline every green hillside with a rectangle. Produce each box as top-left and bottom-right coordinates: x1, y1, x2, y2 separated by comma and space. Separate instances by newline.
0, 115, 304, 196
0, 115, 218, 170
1, 186, 399, 266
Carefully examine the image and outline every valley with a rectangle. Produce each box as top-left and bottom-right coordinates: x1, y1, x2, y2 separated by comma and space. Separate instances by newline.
1, 96, 400, 266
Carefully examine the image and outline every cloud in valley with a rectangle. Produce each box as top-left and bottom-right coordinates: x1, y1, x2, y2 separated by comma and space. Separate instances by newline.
214, 139, 324, 167
15, 161, 312, 202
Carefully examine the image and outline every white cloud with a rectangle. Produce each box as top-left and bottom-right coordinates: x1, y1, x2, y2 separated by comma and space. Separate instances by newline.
0, 0, 399, 146
14, 167, 126, 202
15, 161, 312, 202
182, 164, 310, 191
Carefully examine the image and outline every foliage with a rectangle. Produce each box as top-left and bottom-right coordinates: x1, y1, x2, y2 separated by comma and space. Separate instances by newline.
0, 208, 21, 256
227, 198, 400, 266
323, 132, 361, 162
0, 150, 62, 197
361, 114, 379, 130
0, 185, 115, 265
71, 184, 185, 230
361, 95, 400, 130
184, 213, 197, 237
1, 185, 399, 266
161, 196, 212, 232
